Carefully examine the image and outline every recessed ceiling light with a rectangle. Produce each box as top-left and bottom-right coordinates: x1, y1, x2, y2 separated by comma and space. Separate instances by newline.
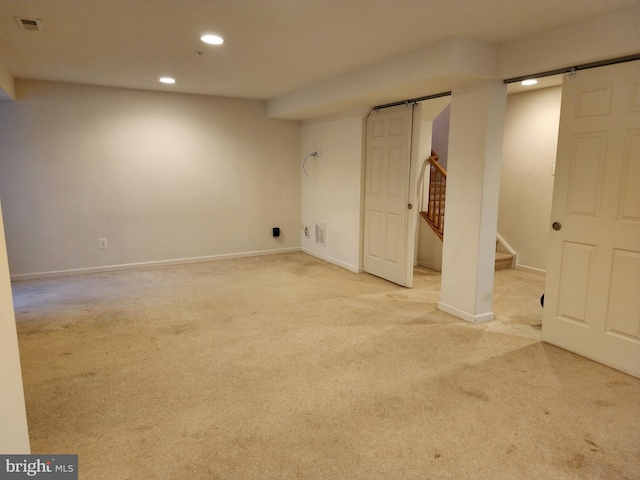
521, 79, 538, 86
159, 77, 176, 84
201, 34, 224, 45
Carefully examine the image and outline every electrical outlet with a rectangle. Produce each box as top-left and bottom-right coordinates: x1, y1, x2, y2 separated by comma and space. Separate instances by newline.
99, 238, 108, 249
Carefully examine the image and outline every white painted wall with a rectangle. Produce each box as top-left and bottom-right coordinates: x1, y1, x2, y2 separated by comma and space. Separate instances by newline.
497, 6, 640, 80
0, 80, 301, 278
417, 220, 444, 271
416, 99, 450, 271
268, 37, 497, 120
300, 109, 367, 272
431, 103, 450, 170
269, 7, 639, 121
498, 86, 561, 274
414, 109, 434, 268
0, 201, 30, 453
0, 63, 15, 101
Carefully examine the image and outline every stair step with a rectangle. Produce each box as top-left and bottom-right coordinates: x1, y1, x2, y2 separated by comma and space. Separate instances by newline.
423, 175, 513, 271
494, 252, 513, 271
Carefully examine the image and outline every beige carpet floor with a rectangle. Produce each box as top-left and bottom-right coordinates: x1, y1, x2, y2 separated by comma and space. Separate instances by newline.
12, 252, 640, 479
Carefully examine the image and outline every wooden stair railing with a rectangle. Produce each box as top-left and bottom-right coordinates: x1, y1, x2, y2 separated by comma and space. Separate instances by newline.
418, 150, 515, 270
420, 150, 446, 241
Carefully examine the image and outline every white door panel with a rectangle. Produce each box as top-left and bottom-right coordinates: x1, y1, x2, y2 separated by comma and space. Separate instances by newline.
364, 106, 413, 286
543, 60, 640, 377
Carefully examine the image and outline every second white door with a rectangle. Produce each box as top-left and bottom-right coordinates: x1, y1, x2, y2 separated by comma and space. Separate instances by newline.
363, 105, 413, 286
542, 60, 640, 377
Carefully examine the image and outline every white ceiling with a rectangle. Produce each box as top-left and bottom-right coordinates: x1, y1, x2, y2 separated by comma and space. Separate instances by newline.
0, 1, 634, 102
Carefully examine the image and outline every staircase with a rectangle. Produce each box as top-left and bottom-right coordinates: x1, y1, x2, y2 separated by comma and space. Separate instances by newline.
420, 151, 514, 271
494, 247, 514, 271
420, 151, 446, 241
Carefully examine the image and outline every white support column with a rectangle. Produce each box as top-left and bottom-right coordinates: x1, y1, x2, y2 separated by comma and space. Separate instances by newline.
438, 80, 507, 323
0, 201, 31, 453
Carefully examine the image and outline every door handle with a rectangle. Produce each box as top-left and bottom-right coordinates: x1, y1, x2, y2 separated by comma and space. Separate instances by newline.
552, 222, 561, 231
408, 204, 413, 210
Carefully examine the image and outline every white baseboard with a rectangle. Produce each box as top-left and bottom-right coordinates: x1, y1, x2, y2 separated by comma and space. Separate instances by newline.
10, 247, 302, 281
437, 301, 494, 324
301, 248, 361, 273
515, 264, 546, 276
416, 260, 442, 272
495, 232, 517, 268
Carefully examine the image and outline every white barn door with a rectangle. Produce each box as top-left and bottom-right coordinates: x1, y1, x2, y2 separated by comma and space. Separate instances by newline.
542, 60, 640, 377
363, 105, 413, 286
